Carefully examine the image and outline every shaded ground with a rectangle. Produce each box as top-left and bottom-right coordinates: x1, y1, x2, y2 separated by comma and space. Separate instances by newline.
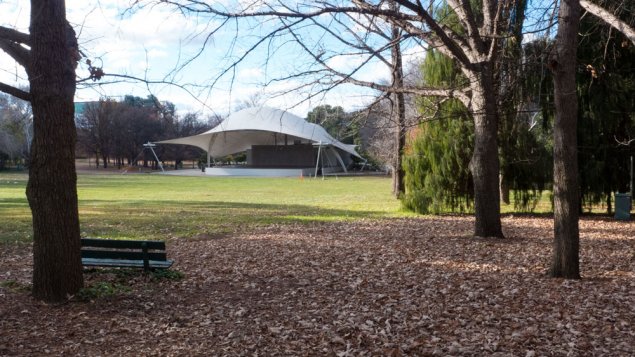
1, 216, 634, 356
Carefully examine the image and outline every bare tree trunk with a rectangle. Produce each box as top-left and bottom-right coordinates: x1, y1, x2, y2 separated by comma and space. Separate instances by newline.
26, 0, 83, 302
470, 67, 504, 238
390, 3, 406, 198
550, 0, 581, 279
392, 96, 406, 197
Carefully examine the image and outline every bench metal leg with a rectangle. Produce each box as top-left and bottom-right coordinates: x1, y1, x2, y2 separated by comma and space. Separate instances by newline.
141, 242, 150, 271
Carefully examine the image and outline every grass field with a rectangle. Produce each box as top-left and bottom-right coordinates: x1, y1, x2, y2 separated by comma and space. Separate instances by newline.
0, 170, 598, 244
2, 172, 634, 355
0, 172, 411, 243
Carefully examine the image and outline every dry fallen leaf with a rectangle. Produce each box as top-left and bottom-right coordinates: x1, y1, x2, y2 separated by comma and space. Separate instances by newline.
0, 216, 633, 355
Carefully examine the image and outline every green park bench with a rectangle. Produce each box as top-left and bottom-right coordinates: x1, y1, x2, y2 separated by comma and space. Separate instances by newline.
81, 238, 173, 271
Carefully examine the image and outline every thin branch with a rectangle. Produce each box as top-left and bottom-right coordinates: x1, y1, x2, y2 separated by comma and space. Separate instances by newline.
78, 72, 215, 113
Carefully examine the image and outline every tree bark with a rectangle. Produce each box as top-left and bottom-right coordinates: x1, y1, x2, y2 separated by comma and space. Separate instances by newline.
390, 1, 406, 198
392, 95, 406, 197
470, 66, 504, 238
550, 0, 581, 279
26, 0, 83, 302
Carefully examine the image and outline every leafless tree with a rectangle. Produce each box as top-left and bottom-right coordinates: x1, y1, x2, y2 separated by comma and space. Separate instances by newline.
388, 0, 406, 197
77, 100, 121, 168
133, 0, 546, 238
233, 92, 266, 111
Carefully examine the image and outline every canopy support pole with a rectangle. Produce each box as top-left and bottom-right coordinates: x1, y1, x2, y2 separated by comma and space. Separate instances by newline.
144, 142, 164, 172
329, 147, 348, 173
314, 141, 322, 178
207, 135, 217, 168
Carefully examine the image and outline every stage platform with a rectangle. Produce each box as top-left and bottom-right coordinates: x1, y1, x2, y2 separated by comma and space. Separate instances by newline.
204, 167, 315, 177
158, 167, 384, 178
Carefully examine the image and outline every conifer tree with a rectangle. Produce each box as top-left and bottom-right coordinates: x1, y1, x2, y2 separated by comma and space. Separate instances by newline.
403, 0, 551, 213
576, 9, 635, 213
402, 49, 474, 214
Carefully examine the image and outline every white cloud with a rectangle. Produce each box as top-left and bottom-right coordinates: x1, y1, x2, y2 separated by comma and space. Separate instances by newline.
402, 45, 427, 65
326, 54, 366, 73
237, 67, 264, 81
0, 0, 388, 118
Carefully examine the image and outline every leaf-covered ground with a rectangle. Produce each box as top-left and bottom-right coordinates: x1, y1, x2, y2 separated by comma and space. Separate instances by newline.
1, 215, 634, 356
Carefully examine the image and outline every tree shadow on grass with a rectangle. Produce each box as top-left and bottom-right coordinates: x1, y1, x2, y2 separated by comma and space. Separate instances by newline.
76, 199, 392, 240
0, 197, 30, 210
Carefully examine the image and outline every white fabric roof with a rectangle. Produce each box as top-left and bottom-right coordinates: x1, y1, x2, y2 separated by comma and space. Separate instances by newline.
156, 107, 362, 158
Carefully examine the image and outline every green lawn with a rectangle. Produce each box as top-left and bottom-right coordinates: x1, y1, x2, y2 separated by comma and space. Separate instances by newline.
0, 172, 409, 243
0, 171, 590, 244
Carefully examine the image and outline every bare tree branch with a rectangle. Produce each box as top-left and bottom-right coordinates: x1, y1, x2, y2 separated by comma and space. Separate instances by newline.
447, 0, 485, 52
380, 0, 476, 66
0, 39, 30, 69
482, 0, 496, 34
78, 72, 218, 114
0, 82, 31, 101
0, 26, 30, 45
580, 0, 635, 45
615, 135, 635, 146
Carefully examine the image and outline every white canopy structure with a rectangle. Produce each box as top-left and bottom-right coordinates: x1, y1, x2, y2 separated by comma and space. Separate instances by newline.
156, 107, 362, 175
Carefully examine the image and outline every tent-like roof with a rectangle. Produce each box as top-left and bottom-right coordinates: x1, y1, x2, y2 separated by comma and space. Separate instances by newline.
156, 107, 362, 159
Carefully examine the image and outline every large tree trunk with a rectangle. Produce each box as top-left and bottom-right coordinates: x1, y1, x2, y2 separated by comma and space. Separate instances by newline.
470, 67, 504, 238
550, 0, 581, 279
26, 0, 83, 302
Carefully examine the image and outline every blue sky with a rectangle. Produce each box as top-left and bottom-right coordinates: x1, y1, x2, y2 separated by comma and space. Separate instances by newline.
0, 1, 426, 117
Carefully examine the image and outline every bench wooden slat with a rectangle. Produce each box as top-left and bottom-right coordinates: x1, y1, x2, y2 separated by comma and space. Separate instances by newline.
81, 238, 166, 250
81, 250, 167, 261
82, 257, 173, 269
80, 238, 172, 270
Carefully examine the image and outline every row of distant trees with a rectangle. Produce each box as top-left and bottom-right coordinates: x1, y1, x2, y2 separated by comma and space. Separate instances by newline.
75, 95, 220, 169
0, 94, 373, 171
0, 93, 229, 170
76, 100, 385, 170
